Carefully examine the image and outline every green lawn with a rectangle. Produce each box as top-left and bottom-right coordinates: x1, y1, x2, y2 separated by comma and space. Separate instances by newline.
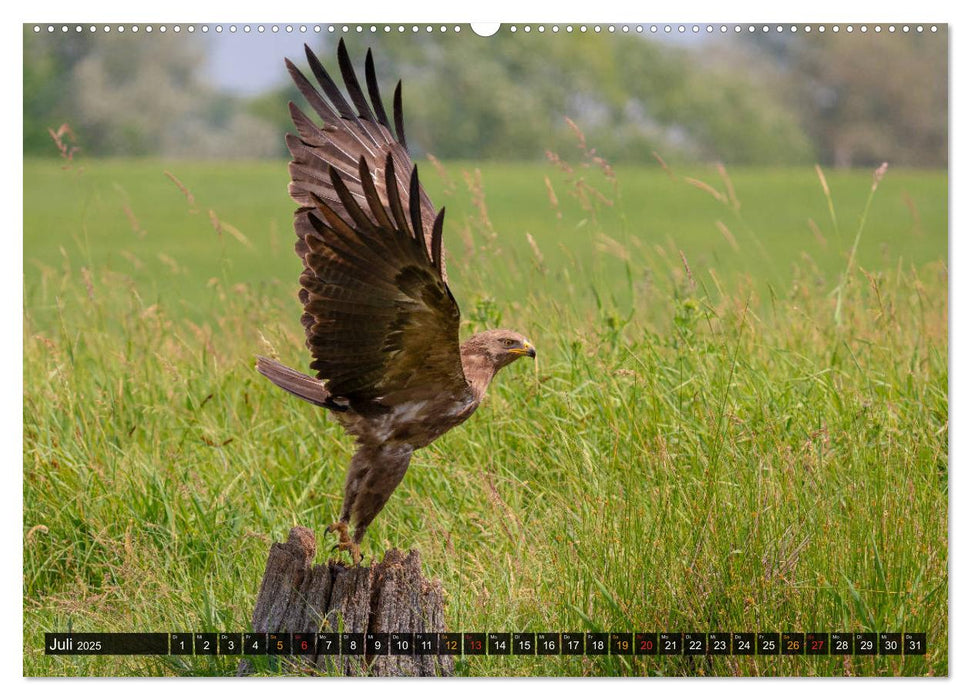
23, 156, 947, 676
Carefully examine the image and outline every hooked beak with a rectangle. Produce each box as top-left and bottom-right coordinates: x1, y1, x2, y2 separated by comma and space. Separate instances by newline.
512, 340, 536, 358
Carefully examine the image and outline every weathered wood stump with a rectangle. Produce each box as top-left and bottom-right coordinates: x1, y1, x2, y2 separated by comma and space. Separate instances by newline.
237, 526, 454, 677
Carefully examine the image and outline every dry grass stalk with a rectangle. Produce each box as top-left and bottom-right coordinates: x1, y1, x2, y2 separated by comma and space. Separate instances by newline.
595, 233, 630, 262
564, 117, 587, 152
526, 232, 545, 268
80, 267, 95, 301
565, 117, 616, 184
462, 168, 496, 240
48, 123, 79, 164
545, 149, 574, 175
547, 127, 616, 227
679, 250, 696, 289
814, 164, 831, 199
157, 253, 181, 275
426, 153, 456, 196
683, 177, 727, 204
833, 162, 891, 326
653, 151, 676, 180
121, 204, 146, 238
716, 220, 740, 252
164, 171, 197, 210
871, 162, 889, 191
219, 220, 253, 249
807, 218, 827, 248
26, 524, 49, 543
543, 176, 562, 219
901, 191, 925, 237
716, 162, 741, 212
208, 209, 223, 238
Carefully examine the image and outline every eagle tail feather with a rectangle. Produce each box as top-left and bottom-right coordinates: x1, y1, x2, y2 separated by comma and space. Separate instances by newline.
256, 356, 332, 408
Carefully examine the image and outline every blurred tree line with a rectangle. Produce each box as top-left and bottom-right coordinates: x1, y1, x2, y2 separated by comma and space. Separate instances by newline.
24, 26, 946, 167
738, 30, 947, 168
24, 29, 278, 158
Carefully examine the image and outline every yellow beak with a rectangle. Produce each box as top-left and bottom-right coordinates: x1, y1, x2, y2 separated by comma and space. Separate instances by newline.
511, 340, 536, 358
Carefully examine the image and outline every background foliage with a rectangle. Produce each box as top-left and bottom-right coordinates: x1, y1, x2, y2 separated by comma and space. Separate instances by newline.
24, 26, 947, 166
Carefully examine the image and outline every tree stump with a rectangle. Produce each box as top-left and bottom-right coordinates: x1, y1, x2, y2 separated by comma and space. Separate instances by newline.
237, 526, 454, 677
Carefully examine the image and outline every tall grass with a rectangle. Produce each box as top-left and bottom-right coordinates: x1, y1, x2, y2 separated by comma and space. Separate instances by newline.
23, 146, 947, 676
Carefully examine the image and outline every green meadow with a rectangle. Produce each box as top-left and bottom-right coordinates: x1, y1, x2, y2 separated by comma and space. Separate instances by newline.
23, 155, 947, 676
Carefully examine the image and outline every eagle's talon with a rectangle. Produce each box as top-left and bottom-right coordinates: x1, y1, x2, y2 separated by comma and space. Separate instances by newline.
332, 541, 362, 565
327, 521, 349, 538
327, 521, 362, 565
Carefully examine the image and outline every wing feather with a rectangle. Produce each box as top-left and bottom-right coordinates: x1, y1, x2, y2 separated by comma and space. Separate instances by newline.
285, 60, 341, 125
337, 39, 376, 122
364, 49, 391, 130
327, 165, 379, 234
383, 152, 413, 237
285, 42, 444, 280
408, 166, 426, 249
305, 42, 359, 125
393, 81, 407, 149
431, 207, 446, 274
284, 43, 465, 403
358, 156, 396, 231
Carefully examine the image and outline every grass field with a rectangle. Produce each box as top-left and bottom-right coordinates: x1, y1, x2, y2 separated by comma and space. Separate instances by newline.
23, 153, 947, 676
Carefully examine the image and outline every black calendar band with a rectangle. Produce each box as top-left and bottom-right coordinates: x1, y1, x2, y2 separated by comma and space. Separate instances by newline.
44, 632, 927, 657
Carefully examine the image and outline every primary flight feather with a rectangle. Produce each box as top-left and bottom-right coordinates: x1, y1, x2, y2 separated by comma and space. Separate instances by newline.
257, 40, 535, 562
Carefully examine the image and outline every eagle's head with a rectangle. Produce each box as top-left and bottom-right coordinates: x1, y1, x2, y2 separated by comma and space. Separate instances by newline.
462, 329, 536, 372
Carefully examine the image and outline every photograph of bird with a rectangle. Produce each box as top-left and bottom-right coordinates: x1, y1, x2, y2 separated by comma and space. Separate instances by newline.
257, 40, 536, 564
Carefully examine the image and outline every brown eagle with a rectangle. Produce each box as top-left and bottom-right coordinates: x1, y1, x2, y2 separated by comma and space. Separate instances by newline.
257, 40, 535, 563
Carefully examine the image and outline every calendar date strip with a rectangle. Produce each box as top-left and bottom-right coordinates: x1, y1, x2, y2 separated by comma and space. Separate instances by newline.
45, 632, 927, 656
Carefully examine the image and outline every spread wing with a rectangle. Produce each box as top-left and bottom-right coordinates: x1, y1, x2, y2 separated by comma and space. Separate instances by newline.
286, 41, 466, 405
286, 40, 446, 282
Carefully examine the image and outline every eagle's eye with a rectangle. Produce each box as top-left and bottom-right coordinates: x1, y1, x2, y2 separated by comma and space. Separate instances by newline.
501, 338, 515, 347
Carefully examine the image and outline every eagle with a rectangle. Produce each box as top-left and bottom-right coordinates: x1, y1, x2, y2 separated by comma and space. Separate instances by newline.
257, 40, 536, 564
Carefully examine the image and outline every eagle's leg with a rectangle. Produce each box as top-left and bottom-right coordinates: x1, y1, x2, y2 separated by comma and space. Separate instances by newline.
326, 521, 362, 565
347, 444, 414, 546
